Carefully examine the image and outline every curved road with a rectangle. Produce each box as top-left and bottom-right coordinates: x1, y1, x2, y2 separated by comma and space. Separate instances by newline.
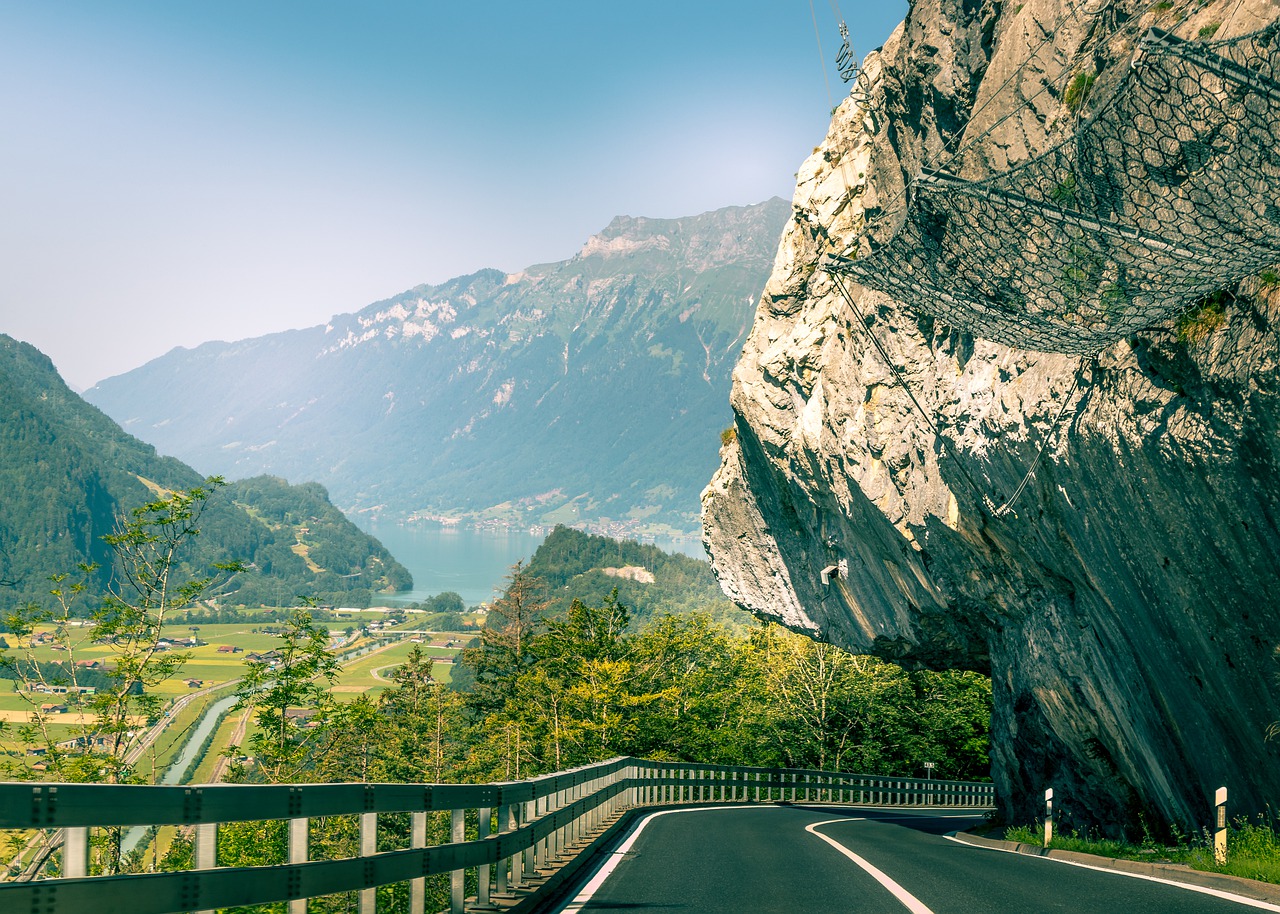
555, 805, 1280, 914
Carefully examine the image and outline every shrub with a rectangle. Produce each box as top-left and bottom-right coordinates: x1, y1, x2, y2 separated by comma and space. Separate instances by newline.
1063, 72, 1097, 112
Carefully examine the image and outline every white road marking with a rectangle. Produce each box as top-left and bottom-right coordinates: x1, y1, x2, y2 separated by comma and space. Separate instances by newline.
557, 805, 973, 914
555, 806, 748, 914
806, 818, 938, 914
945, 835, 1280, 911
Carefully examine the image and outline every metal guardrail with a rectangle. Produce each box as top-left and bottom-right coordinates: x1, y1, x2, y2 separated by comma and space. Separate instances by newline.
0, 759, 995, 914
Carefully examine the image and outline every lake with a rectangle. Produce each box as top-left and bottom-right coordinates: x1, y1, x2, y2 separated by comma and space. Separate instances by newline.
361, 524, 704, 607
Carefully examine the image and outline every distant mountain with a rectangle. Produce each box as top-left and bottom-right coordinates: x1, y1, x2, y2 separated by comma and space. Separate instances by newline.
0, 335, 411, 608
85, 199, 790, 534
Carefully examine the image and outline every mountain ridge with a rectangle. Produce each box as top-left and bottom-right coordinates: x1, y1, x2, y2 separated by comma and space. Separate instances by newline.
0, 334, 412, 608
87, 198, 790, 534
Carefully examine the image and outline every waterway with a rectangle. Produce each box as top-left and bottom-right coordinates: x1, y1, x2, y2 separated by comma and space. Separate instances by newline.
363, 525, 548, 606
120, 692, 239, 856
362, 524, 704, 607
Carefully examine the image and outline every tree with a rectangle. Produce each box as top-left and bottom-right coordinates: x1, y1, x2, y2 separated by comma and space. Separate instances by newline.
376, 647, 469, 783
233, 605, 340, 782
458, 562, 550, 711
0, 477, 242, 784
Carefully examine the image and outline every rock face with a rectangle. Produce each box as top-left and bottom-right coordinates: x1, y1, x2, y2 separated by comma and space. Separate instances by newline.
703, 0, 1280, 831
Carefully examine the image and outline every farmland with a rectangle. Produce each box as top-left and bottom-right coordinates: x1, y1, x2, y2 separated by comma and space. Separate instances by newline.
0, 607, 476, 780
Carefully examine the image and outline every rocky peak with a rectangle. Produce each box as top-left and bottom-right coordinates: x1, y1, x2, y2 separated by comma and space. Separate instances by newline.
703, 0, 1280, 831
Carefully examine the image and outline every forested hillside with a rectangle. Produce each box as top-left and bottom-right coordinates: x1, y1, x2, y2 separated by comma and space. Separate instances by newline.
0, 335, 411, 610
521, 525, 752, 629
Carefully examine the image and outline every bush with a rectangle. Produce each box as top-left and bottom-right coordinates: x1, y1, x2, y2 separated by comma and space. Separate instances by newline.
1063, 72, 1096, 112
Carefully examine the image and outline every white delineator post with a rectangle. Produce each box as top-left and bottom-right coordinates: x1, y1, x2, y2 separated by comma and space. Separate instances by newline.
1043, 788, 1054, 847
1214, 786, 1228, 865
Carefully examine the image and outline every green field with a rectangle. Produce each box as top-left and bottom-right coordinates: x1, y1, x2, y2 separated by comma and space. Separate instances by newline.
330, 641, 458, 698
1, 609, 467, 772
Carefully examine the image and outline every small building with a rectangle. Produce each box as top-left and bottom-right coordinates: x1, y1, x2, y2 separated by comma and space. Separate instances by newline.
216, 645, 243, 653
40, 703, 68, 714
185, 679, 204, 688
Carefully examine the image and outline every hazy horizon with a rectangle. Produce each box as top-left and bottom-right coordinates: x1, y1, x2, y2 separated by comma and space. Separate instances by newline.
1, 1, 907, 390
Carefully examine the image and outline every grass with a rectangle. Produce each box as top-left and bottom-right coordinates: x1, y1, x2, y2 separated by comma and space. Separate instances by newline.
1063, 72, 1096, 112
1005, 818, 1280, 884
330, 640, 459, 697
1176, 292, 1230, 344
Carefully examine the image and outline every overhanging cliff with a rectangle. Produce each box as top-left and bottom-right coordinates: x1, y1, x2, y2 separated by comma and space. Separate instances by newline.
703, 0, 1280, 831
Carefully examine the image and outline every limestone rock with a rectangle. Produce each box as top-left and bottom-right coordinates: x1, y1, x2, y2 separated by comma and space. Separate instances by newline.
703, 0, 1280, 830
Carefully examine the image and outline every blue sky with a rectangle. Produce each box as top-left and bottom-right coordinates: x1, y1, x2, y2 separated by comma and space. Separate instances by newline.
1, 1, 907, 389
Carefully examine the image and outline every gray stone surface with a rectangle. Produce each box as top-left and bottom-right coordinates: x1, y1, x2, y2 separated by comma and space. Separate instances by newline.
703, 0, 1280, 830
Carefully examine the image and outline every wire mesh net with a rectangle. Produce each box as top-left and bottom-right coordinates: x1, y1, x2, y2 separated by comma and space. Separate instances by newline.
827, 22, 1280, 355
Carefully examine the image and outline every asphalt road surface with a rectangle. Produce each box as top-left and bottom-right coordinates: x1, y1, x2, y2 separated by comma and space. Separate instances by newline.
554, 804, 1280, 914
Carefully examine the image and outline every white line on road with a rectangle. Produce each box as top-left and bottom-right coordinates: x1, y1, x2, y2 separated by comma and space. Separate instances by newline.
555, 806, 748, 914
945, 835, 1280, 911
806, 818, 938, 914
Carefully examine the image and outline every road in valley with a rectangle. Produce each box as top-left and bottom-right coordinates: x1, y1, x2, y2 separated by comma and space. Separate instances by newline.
556, 805, 1280, 914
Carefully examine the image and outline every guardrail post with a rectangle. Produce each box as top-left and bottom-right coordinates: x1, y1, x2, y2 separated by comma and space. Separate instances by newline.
194, 821, 217, 914
63, 826, 89, 879
512, 803, 527, 888
550, 786, 563, 861
477, 805, 492, 908
570, 780, 581, 846
359, 811, 377, 914
450, 808, 465, 914
289, 816, 308, 914
495, 804, 512, 896
1214, 786, 1228, 864
529, 795, 542, 874
1043, 788, 1054, 847
410, 811, 427, 914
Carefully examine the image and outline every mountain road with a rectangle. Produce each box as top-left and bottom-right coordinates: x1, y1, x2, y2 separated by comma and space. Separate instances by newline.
553, 805, 1280, 914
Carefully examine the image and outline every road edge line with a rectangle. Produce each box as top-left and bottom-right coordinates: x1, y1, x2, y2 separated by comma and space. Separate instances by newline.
946, 832, 1280, 911
554, 805, 758, 914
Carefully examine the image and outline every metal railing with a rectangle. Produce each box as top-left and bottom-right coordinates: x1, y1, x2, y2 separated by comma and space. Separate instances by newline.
0, 759, 995, 914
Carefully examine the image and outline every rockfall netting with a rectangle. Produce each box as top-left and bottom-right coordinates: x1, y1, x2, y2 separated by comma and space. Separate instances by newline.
826, 22, 1280, 355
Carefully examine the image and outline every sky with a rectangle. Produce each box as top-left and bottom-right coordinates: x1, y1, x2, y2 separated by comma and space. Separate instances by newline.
1, 1, 908, 390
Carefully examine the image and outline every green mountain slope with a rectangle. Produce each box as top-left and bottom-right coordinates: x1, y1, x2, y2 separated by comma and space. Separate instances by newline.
85, 200, 790, 534
520, 525, 753, 631
0, 336, 411, 608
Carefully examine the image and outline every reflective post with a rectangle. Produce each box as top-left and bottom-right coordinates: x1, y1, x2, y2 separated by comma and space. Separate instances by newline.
1043, 788, 1054, 847
1215, 787, 1228, 864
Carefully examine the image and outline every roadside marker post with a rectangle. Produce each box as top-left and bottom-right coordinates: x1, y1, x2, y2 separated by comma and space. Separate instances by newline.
1214, 786, 1228, 864
1043, 788, 1054, 847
